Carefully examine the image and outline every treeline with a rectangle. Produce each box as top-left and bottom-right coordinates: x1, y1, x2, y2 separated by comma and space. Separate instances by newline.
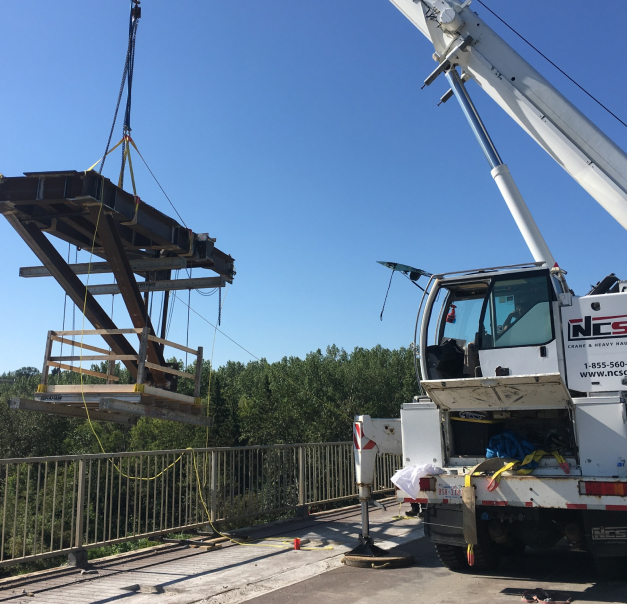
0, 345, 418, 459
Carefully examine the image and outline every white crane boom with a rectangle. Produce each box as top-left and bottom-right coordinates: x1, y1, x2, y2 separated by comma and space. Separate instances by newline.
389, 0, 627, 231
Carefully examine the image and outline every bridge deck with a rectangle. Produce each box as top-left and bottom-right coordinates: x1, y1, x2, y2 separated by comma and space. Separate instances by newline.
0, 499, 418, 604
1, 501, 625, 604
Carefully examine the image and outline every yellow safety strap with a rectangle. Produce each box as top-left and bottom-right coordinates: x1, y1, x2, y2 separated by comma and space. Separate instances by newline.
86, 135, 141, 202
487, 460, 519, 487
450, 417, 504, 424
488, 450, 569, 490
86, 136, 127, 172
464, 472, 476, 565
120, 144, 133, 193
515, 450, 547, 475
118, 136, 140, 198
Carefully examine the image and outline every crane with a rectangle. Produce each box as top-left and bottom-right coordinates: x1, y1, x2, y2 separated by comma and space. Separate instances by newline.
348, 0, 627, 573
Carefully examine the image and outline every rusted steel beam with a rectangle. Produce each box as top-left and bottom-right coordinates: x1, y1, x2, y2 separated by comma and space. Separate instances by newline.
3, 214, 138, 377
0, 171, 235, 279
90, 207, 166, 384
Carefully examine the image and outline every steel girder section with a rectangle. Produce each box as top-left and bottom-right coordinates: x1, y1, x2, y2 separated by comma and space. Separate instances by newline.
2, 214, 139, 377
87, 275, 225, 295
90, 207, 167, 384
19, 257, 189, 278
0, 171, 235, 279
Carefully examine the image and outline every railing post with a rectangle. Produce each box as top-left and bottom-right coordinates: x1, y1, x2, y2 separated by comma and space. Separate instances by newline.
69, 459, 88, 568
298, 446, 306, 517
210, 451, 217, 524
107, 352, 116, 384
194, 346, 203, 398
41, 330, 53, 386
137, 327, 149, 385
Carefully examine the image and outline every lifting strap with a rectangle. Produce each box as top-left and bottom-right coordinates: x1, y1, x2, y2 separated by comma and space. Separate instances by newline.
486, 449, 570, 492
463, 471, 477, 566
86, 134, 141, 215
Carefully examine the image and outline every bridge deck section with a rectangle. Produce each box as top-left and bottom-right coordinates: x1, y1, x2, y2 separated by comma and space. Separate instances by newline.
2, 501, 625, 604
0, 499, 419, 604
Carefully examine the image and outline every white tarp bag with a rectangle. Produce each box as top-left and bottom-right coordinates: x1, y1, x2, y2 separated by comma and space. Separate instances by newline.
390, 463, 444, 499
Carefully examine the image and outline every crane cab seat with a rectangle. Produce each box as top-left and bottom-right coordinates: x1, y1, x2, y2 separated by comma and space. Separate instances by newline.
426, 338, 487, 380
465, 338, 481, 378
425, 339, 465, 379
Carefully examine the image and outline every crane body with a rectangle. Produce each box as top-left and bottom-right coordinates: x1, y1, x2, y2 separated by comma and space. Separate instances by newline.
352, 0, 627, 571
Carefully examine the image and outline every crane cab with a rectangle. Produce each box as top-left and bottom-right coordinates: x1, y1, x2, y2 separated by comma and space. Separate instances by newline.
419, 265, 566, 384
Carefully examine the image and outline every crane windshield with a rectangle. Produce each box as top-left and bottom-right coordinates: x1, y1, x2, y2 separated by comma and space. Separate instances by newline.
479, 273, 555, 349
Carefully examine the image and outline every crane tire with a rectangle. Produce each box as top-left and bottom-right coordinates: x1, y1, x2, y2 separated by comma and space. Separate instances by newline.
471, 539, 502, 570
434, 543, 467, 571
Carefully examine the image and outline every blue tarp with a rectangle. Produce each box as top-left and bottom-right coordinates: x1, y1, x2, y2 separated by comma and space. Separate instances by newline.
486, 431, 538, 470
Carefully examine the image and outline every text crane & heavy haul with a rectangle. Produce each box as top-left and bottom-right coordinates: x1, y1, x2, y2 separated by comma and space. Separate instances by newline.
352, 0, 627, 571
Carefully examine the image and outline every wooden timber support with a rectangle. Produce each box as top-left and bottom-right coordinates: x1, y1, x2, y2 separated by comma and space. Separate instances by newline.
90, 207, 167, 385
3, 214, 139, 378
10, 398, 137, 426
100, 398, 212, 427
34, 329, 205, 425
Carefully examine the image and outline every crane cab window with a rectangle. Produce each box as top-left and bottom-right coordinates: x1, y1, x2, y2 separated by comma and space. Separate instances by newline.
425, 282, 489, 380
440, 293, 485, 350
479, 272, 555, 349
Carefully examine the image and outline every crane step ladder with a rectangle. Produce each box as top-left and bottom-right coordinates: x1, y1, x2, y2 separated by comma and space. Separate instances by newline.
10, 327, 211, 427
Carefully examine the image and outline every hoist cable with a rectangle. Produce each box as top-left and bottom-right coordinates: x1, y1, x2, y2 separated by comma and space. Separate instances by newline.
204, 284, 229, 453
476, 0, 627, 129
119, 4, 140, 188
186, 287, 191, 368
98, 5, 139, 174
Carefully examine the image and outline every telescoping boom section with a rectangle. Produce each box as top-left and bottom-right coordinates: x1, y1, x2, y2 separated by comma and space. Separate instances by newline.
389, 0, 627, 231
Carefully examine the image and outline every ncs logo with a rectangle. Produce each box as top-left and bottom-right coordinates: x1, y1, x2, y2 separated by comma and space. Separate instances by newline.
592, 527, 627, 540
568, 315, 627, 341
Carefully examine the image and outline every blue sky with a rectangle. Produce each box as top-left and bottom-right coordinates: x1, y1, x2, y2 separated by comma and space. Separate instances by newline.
1, 1, 626, 373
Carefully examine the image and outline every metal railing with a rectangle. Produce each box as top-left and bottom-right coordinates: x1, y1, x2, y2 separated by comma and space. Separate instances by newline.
0, 443, 400, 568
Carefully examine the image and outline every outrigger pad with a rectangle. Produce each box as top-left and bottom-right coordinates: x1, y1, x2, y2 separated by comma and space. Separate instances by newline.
342, 535, 415, 569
